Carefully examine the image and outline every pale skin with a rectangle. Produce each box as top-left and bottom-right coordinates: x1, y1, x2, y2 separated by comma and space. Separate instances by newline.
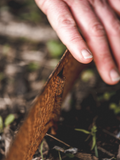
35, 0, 120, 85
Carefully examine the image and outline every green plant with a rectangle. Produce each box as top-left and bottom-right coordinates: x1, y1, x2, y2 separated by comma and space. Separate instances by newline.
47, 40, 66, 58
65, 153, 74, 158
20, 11, 41, 22
0, 72, 4, 81
40, 140, 44, 160
2, 44, 10, 55
0, 114, 15, 133
81, 69, 95, 82
27, 62, 39, 72
0, 116, 3, 133
75, 125, 98, 158
109, 103, 120, 114
97, 92, 116, 101
58, 151, 62, 160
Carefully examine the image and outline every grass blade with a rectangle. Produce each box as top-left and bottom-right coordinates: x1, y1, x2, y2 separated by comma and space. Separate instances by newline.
58, 151, 62, 160
40, 141, 44, 160
75, 128, 90, 134
94, 145, 98, 158
91, 135, 96, 150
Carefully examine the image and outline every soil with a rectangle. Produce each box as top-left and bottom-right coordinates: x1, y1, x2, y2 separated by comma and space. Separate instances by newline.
0, 1, 120, 160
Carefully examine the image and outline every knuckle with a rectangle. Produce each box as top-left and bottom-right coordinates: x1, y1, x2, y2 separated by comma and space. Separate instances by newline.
69, 35, 84, 44
89, 0, 108, 6
99, 52, 112, 64
57, 15, 76, 29
69, 0, 84, 6
68, 0, 90, 13
102, 56, 112, 67
110, 20, 120, 36
90, 23, 105, 37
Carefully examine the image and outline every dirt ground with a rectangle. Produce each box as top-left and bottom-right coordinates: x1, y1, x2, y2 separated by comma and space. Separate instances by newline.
0, 1, 120, 160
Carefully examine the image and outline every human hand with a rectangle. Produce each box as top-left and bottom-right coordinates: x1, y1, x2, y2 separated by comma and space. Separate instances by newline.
35, 0, 120, 85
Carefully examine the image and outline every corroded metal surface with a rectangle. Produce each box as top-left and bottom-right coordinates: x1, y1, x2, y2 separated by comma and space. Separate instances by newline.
5, 50, 89, 160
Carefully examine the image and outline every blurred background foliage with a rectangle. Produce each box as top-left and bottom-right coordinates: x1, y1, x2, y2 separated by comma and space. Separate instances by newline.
0, 1, 120, 160
1, 0, 47, 23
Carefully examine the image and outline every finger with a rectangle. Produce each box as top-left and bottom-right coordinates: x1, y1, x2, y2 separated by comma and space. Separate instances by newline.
89, 0, 120, 71
35, 0, 93, 63
108, 0, 120, 16
64, 0, 120, 84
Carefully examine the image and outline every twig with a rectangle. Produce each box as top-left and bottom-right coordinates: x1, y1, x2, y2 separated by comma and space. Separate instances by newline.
92, 116, 98, 126
46, 133, 98, 160
117, 145, 120, 159
102, 129, 120, 140
46, 133, 70, 147
0, 148, 5, 155
97, 146, 115, 157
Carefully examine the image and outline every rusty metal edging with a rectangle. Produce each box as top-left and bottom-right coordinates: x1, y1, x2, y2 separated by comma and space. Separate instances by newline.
5, 50, 90, 160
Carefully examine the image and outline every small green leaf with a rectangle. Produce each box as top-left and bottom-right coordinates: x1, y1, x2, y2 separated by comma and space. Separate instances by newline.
0, 72, 4, 81
66, 153, 74, 158
0, 116, 3, 133
103, 92, 110, 100
94, 145, 98, 158
109, 103, 117, 110
47, 40, 66, 58
91, 135, 96, 150
103, 92, 115, 101
91, 126, 97, 133
75, 128, 90, 134
109, 103, 120, 114
4, 114, 15, 127
3, 44, 10, 55
40, 140, 44, 160
114, 107, 120, 114
27, 62, 39, 72
58, 151, 62, 160
81, 69, 95, 82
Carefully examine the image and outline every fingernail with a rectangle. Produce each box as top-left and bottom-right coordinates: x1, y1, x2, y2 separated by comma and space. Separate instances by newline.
81, 49, 93, 59
110, 69, 120, 82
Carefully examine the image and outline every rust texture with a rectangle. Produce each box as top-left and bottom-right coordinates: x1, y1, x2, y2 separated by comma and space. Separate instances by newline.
5, 50, 89, 160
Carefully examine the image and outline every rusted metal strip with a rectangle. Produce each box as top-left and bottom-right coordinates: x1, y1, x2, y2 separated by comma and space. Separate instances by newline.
5, 50, 90, 160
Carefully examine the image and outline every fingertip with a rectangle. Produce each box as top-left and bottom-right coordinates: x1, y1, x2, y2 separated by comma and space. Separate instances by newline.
104, 80, 120, 86
99, 68, 120, 85
68, 46, 93, 64
109, 69, 120, 83
81, 49, 93, 60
